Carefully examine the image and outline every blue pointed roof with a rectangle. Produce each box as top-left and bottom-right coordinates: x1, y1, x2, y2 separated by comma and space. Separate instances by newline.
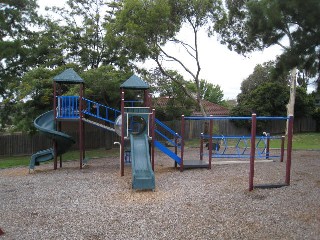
53, 68, 84, 84
120, 74, 149, 89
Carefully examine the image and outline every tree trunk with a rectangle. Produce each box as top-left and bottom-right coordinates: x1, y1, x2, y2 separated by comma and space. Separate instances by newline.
286, 67, 297, 135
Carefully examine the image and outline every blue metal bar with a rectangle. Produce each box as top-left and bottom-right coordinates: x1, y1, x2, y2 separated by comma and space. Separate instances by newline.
155, 119, 180, 137
202, 134, 281, 140
155, 130, 181, 149
185, 116, 289, 121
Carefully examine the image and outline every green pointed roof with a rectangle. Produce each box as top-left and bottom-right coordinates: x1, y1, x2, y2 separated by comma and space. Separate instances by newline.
120, 74, 149, 89
53, 68, 84, 84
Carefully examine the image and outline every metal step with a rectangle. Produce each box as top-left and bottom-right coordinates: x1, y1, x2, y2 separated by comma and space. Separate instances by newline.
83, 118, 115, 132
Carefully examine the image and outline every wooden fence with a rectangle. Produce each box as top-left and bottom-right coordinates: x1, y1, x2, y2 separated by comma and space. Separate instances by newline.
0, 121, 116, 157
0, 117, 316, 157
162, 117, 316, 139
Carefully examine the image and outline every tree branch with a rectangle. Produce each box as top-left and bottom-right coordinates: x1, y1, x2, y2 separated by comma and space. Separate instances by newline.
157, 44, 196, 80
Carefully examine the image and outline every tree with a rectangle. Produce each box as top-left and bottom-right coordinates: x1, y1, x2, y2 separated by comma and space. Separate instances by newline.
232, 62, 315, 121
107, 0, 226, 116
0, 0, 40, 98
47, 0, 129, 70
146, 69, 195, 120
81, 65, 134, 108
221, 0, 320, 132
197, 80, 224, 105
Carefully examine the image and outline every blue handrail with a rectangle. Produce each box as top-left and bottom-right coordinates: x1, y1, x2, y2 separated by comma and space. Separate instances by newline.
82, 98, 120, 124
155, 118, 181, 148
56, 96, 79, 119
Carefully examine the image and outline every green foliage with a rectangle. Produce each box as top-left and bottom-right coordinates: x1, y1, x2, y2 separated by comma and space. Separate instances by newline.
81, 65, 133, 108
0, 0, 40, 97
231, 61, 316, 131
149, 70, 195, 120
47, 0, 124, 69
198, 80, 224, 104
221, 0, 320, 86
232, 82, 289, 117
107, 0, 226, 115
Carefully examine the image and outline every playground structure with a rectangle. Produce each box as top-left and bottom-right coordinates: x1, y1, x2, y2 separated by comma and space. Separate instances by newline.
30, 68, 294, 191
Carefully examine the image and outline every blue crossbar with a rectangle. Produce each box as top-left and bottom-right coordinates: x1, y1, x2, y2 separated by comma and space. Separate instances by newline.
155, 119, 180, 137
154, 140, 181, 164
185, 116, 289, 121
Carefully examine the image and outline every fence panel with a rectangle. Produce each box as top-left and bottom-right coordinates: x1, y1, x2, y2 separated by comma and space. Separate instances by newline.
0, 117, 317, 156
0, 122, 114, 156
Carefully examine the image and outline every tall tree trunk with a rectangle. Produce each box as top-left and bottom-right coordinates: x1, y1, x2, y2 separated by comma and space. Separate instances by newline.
286, 67, 297, 135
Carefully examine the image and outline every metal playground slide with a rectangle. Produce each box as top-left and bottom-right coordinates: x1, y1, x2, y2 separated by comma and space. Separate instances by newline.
130, 134, 155, 190
29, 111, 75, 171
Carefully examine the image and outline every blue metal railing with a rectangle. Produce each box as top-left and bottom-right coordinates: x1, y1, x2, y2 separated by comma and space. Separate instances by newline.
155, 119, 181, 148
82, 98, 120, 124
201, 134, 282, 159
56, 96, 79, 119
56, 96, 121, 125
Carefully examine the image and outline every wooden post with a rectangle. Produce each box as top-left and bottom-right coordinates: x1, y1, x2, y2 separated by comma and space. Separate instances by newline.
285, 115, 294, 185
249, 113, 257, 191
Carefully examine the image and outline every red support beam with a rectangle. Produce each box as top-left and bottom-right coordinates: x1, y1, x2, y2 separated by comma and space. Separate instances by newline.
249, 113, 257, 191
151, 109, 155, 171
280, 135, 285, 162
180, 115, 185, 172
79, 83, 84, 169
120, 90, 125, 176
53, 82, 57, 170
174, 133, 178, 168
208, 117, 213, 169
200, 133, 204, 161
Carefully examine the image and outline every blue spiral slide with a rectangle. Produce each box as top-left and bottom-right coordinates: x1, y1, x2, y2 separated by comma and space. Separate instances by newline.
29, 110, 75, 171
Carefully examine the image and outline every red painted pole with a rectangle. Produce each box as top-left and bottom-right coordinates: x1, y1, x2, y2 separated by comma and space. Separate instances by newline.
280, 136, 285, 162
266, 133, 270, 159
180, 115, 185, 172
120, 90, 125, 176
200, 133, 204, 161
79, 83, 84, 169
53, 82, 57, 170
151, 109, 155, 171
285, 115, 294, 185
249, 113, 257, 191
208, 117, 213, 169
174, 133, 178, 168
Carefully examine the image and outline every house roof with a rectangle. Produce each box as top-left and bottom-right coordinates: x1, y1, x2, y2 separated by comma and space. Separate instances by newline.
120, 74, 149, 89
192, 99, 229, 116
53, 68, 84, 84
154, 97, 229, 116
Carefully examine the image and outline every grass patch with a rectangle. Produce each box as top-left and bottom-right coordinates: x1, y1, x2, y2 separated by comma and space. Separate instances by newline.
1, 133, 319, 169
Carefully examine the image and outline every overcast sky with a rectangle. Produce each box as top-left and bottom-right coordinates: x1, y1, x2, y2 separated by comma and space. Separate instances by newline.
38, 0, 284, 100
